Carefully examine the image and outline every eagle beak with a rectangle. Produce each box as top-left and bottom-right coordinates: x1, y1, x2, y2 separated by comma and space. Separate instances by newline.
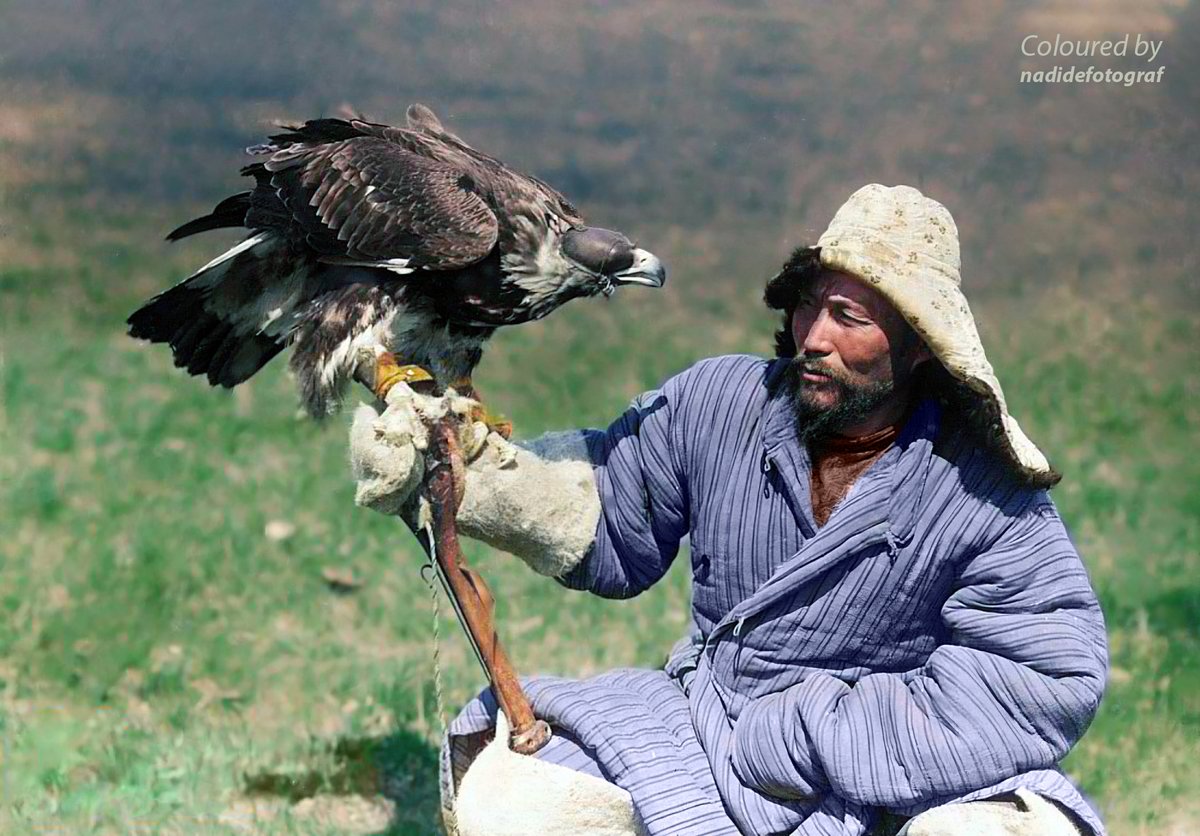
611, 248, 666, 288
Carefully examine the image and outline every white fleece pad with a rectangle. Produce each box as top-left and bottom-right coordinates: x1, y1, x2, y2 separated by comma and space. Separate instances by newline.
452, 712, 647, 836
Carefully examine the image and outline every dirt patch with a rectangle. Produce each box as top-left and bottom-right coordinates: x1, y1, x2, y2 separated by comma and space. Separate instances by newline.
293, 795, 396, 833
219, 794, 396, 834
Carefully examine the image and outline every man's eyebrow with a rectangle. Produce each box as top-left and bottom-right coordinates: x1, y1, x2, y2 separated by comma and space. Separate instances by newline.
827, 293, 871, 312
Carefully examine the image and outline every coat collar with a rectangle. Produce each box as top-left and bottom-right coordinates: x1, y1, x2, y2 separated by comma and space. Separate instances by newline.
720, 361, 942, 628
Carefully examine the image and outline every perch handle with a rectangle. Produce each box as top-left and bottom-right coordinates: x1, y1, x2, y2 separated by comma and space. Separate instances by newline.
422, 418, 551, 755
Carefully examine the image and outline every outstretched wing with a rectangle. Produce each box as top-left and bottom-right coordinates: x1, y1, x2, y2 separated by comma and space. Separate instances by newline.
262, 136, 499, 271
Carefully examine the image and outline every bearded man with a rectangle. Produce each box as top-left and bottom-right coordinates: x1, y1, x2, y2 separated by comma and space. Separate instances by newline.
350, 185, 1108, 836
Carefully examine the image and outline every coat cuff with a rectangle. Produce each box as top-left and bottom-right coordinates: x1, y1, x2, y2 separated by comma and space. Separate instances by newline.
731, 684, 829, 800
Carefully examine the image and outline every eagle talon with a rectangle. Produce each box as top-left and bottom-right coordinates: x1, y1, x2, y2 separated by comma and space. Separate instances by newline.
449, 377, 512, 439
466, 402, 513, 440
488, 416, 514, 440
375, 354, 435, 401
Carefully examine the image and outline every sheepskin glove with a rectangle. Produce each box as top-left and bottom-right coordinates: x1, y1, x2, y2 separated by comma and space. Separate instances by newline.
349, 385, 600, 579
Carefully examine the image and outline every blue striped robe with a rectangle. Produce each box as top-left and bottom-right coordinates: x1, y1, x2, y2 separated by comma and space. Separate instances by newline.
446, 354, 1108, 835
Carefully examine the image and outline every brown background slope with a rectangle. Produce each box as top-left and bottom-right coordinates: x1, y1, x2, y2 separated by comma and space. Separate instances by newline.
0, 0, 1196, 304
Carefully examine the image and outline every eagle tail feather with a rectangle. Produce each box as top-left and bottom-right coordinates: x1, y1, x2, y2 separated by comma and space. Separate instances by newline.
170, 312, 215, 365
208, 328, 274, 388
265, 118, 366, 147
166, 192, 253, 241
185, 321, 234, 376
128, 236, 290, 389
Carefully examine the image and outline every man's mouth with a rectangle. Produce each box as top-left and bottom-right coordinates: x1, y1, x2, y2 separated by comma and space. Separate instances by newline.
799, 363, 834, 383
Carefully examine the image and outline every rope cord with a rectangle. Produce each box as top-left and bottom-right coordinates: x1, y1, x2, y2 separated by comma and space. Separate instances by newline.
420, 522, 450, 737
427, 563, 449, 734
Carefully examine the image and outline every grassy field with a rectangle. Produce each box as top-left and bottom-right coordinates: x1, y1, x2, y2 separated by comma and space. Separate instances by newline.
1, 205, 1197, 835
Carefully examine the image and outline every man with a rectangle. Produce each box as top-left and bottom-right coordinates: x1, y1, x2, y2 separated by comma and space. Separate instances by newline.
350, 185, 1108, 835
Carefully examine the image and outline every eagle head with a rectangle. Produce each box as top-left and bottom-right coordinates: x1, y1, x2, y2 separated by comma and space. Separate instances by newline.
560, 226, 666, 300
499, 222, 666, 320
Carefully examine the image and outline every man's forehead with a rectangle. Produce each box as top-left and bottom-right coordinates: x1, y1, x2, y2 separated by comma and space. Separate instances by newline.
807, 269, 896, 312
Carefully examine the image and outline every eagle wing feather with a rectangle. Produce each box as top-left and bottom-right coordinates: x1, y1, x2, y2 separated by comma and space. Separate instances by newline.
264, 137, 499, 271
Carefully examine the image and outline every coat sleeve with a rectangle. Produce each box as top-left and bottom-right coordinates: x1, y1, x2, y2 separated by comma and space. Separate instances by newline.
732, 497, 1109, 807
556, 372, 691, 599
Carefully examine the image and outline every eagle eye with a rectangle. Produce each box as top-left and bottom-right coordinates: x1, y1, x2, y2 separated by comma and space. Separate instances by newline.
563, 227, 635, 275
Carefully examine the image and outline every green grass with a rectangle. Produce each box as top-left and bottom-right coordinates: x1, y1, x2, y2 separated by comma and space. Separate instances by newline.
1, 212, 1197, 834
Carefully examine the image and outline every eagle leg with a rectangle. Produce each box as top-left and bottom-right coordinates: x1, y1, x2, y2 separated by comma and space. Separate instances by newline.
450, 377, 513, 440
374, 353, 436, 401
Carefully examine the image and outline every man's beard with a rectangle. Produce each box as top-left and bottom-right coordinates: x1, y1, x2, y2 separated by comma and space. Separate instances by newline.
781, 356, 898, 444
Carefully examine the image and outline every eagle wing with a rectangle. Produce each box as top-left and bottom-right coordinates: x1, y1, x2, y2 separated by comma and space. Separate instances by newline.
262, 135, 500, 271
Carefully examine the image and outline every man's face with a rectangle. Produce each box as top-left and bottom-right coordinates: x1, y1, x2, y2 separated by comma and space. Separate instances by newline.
784, 269, 929, 439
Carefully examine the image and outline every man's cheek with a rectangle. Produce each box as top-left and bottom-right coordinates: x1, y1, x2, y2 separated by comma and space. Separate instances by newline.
791, 311, 818, 344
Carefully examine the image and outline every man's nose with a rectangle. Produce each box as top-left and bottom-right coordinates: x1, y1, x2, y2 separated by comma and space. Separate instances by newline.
800, 309, 836, 356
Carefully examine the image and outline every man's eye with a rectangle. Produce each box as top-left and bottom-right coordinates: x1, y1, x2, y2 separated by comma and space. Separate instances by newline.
839, 310, 870, 325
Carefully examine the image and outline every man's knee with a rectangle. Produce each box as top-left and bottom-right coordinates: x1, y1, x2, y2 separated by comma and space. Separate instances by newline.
898, 789, 1083, 836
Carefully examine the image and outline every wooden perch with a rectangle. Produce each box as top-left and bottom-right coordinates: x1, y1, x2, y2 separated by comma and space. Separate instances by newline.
404, 416, 552, 756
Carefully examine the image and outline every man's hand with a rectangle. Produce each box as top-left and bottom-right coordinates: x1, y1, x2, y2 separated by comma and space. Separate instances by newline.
731, 685, 828, 801
349, 383, 493, 516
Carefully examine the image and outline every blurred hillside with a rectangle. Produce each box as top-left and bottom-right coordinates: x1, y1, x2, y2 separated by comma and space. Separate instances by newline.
1, 0, 1197, 305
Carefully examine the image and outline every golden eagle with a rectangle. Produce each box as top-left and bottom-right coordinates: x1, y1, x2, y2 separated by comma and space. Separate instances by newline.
128, 104, 665, 419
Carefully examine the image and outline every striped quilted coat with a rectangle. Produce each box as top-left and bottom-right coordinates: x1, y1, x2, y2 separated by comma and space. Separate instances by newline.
446, 353, 1108, 835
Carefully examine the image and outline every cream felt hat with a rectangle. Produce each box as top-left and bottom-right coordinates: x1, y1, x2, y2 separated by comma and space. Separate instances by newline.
814, 183, 1054, 482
